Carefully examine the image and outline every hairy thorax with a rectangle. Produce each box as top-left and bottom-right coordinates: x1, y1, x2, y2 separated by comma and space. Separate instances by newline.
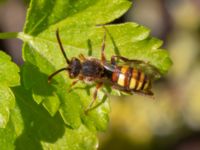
81, 59, 104, 78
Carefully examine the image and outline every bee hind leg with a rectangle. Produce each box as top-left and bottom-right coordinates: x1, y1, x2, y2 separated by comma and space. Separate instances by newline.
84, 82, 103, 114
111, 55, 146, 65
112, 85, 154, 99
130, 90, 155, 99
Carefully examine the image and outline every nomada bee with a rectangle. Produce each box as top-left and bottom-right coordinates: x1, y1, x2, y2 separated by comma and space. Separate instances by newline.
48, 28, 161, 112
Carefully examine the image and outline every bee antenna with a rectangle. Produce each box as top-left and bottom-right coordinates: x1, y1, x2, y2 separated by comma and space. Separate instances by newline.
56, 29, 70, 64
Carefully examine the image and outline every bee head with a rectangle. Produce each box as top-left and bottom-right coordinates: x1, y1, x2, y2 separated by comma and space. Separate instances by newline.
68, 57, 81, 78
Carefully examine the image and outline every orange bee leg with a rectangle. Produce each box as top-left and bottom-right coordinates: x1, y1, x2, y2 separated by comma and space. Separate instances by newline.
67, 76, 84, 92
111, 55, 146, 65
85, 82, 103, 114
111, 84, 129, 93
79, 53, 86, 61
112, 84, 154, 98
101, 27, 107, 64
67, 79, 80, 92
130, 89, 154, 98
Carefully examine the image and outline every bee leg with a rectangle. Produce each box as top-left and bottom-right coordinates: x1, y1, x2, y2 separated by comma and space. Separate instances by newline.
79, 54, 86, 61
111, 84, 127, 92
111, 55, 144, 65
111, 55, 129, 65
68, 76, 84, 92
112, 85, 154, 98
101, 28, 107, 64
111, 55, 130, 65
130, 90, 155, 99
67, 79, 80, 92
84, 82, 103, 114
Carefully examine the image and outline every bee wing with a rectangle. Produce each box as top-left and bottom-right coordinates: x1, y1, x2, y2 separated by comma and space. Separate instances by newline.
104, 60, 161, 79
103, 62, 116, 72
119, 60, 161, 79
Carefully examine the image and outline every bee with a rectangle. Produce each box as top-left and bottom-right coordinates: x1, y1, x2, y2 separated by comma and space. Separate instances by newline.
48, 28, 161, 112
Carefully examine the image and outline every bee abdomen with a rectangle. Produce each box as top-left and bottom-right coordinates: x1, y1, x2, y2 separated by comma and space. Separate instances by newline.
112, 66, 151, 91
129, 68, 151, 91
112, 66, 130, 88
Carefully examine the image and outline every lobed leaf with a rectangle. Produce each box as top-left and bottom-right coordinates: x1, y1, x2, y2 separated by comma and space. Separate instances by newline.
19, 0, 172, 132
20, 0, 133, 131
0, 51, 20, 87
0, 86, 98, 150
0, 0, 173, 149
0, 51, 20, 128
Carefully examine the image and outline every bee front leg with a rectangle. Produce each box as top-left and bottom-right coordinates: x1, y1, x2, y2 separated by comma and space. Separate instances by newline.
84, 82, 103, 114
68, 76, 83, 92
67, 79, 80, 92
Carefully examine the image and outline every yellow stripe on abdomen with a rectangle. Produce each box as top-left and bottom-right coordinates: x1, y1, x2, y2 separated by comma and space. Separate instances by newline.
129, 68, 138, 89
136, 81, 143, 90
136, 72, 145, 90
117, 74, 125, 86
117, 66, 129, 87
129, 77, 136, 89
143, 80, 150, 90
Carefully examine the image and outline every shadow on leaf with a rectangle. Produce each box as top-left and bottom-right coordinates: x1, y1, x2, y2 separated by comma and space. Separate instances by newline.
13, 86, 65, 150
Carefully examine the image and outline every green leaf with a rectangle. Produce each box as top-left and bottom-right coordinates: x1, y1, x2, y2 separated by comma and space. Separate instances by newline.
0, 51, 20, 128
0, 86, 98, 150
23, 0, 131, 35
20, 0, 132, 130
0, 51, 20, 87
18, 0, 172, 131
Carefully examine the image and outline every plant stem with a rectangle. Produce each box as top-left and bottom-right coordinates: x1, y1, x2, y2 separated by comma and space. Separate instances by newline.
0, 32, 19, 39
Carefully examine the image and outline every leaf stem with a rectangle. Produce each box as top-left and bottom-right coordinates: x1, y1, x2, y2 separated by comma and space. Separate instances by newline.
0, 32, 19, 39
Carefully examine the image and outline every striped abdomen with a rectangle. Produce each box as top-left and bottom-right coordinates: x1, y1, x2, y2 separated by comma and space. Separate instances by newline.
111, 66, 151, 92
